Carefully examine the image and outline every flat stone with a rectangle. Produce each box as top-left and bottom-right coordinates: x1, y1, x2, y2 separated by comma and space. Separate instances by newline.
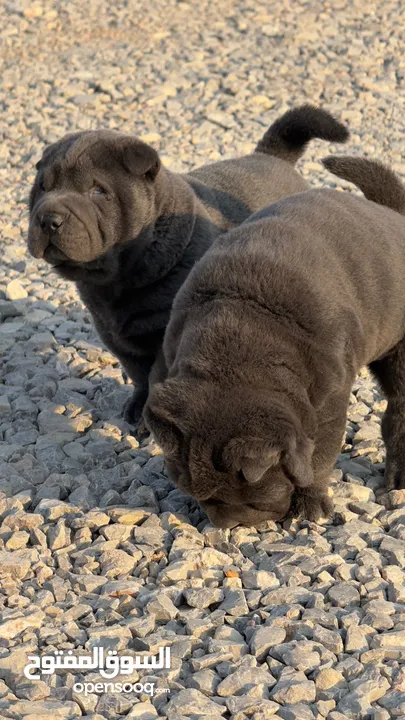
101, 579, 143, 597
372, 631, 405, 648
86, 625, 132, 651
15, 679, 51, 701
126, 702, 158, 718
388, 490, 405, 508
107, 507, 152, 524
271, 677, 316, 705
165, 688, 226, 717
277, 704, 315, 720
328, 583, 361, 607
0, 550, 31, 579
378, 690, 405, 715
6, 279, 28, 300
99, 549, 137, 577
0, 396, 11, 414
218, 589, 249, 616
217, 665, 276, 696
280, 644, 322, 673
345, 626, 369, 653
26, 331, 56, 349
337, 675, 390, 718
146, 594, 178, 621
361, 647, 405, 663
47, 519, 70, 550
37, 409, 92, 434
0, 609, 45, 639
312, 625, 343, 654
0, 648, 35, 685
241, 568, 280, 589
184, 587, 224, 609
188, 668, 220, 696
250, 626, 287, 661
226, 697, 280, 716
190, 652, 234, 671
0, 300, 23, 319
8, 700, 81, 717
315, 668, 346, 691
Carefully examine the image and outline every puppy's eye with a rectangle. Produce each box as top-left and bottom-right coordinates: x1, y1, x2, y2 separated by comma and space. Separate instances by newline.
90, 186, 106, 196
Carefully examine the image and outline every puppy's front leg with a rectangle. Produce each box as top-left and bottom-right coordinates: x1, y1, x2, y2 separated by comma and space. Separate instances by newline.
289, 394, 351, 522
381, 399, 405, 490
370, 346, 405, 490
289, 481, 333, 523
121, 358, 153, 434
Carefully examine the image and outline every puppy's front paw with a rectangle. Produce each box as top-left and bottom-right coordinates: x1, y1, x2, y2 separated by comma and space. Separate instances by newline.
123, 396, 150, 442
123, 392, 145, 426
134, 418, 151, 443
289, 487, 333, 522
384, 460, 405, 491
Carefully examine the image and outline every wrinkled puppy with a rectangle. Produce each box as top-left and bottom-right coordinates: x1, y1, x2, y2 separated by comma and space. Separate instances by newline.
144, 157, 405, 528
27, 105, 348, 429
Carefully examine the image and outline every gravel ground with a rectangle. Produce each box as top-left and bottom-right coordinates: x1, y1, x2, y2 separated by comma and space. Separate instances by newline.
1, 1, 405, 719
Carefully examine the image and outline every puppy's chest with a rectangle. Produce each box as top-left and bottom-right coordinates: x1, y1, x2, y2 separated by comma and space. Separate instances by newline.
78, 283, 168, 348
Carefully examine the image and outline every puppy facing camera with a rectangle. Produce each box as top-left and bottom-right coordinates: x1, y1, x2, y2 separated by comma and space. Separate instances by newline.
27, 106, 348, 433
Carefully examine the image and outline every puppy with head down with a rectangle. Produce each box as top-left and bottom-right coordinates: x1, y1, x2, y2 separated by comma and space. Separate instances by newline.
145, 157, 405, 528
27, 106, 348, 430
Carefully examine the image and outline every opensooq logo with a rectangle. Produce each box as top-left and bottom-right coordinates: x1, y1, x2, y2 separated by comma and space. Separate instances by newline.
24, 646, 171, 680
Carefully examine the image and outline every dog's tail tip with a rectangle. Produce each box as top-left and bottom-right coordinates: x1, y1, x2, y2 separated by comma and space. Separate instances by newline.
322, 154, 405, 216
255, 104, 349, 164
321, 155, 341, 173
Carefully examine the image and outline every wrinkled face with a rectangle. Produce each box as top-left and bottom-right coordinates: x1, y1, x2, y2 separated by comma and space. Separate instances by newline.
144, 380, 315, 528
178, 457, 294, 529
28, 130, 161, 274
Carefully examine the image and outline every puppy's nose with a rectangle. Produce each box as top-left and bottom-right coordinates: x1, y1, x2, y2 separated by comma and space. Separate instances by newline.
39, 212, 65, 234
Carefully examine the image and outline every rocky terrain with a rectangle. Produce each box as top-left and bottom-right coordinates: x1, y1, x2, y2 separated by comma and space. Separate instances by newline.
1, 0, 405, 718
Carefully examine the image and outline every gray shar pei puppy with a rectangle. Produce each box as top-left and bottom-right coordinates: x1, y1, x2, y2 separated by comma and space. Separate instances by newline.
28, 105, 348, 430
144, 156, 405, 528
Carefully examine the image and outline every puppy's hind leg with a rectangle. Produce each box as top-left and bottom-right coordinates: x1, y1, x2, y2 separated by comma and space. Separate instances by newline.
370, 339, 405, 490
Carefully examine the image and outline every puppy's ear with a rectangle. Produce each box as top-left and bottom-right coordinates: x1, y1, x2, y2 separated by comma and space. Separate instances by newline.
283, 435, 314, 487
225, 432, 315, 488
143, 381, 185, 456
224, 438, 281, 486
240, 449, 281, 485
119, 139, 161, 179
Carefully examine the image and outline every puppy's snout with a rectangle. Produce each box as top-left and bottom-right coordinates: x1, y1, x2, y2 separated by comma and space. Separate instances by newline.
39, 212, 65, 234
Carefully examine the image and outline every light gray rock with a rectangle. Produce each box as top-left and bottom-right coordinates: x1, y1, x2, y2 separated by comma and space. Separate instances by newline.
328, 582, 361, 607
6, 279, 28, 300
271, 671, 316, 705
337, 673, 390, 718
0, 550, 31, 579
146, 594, 178, 621
0, 609, 45, 639
312, 625, 344, 654
184, 587, 224, 609
217, 664, 276, 696
250, 626, 287, 661
166, 689, 226, 717
218, 589, 249, 616
277, 704, 315, 720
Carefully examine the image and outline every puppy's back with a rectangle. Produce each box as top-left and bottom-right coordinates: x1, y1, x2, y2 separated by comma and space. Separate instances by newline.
170, 187, 405, 371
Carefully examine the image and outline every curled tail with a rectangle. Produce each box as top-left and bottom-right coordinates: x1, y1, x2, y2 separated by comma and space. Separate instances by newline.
322, 155, 405, 216
255, 104, 349, 165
